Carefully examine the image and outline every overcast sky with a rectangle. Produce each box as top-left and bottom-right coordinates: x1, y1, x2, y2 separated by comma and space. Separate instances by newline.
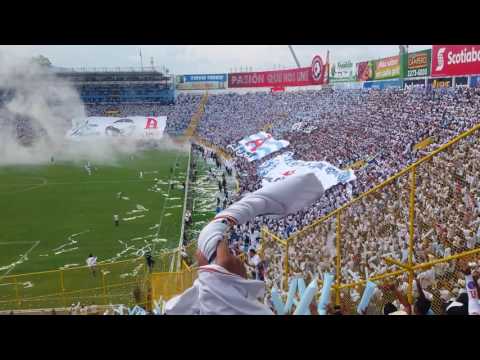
0, 45, 430, 74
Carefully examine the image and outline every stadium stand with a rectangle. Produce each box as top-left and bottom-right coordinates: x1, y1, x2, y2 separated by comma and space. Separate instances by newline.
56, 68, 176, 104
3, 59, 480, 314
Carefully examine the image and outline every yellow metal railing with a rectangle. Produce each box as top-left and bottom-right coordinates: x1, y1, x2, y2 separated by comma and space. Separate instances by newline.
0, 249, 179, 311
150, 267, 197, 303
261, 122, 480, 314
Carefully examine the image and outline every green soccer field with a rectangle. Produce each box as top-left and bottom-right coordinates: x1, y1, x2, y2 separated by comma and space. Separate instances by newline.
0, 148, 189, 309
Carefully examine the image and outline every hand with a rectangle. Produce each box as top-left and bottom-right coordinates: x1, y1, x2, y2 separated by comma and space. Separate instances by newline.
195, 249, 208, 267
216, 240, 247, 278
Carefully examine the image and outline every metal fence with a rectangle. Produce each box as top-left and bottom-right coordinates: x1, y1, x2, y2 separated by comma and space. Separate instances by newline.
262, 122, 480, 314
0, 250, 178, 311
151, 268, 197, 304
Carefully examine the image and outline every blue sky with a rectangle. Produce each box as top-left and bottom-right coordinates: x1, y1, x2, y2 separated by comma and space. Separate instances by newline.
0, 45, 430, 74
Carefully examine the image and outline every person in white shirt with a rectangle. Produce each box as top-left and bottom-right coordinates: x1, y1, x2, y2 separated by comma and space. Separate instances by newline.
165, 172, 326, 315
114, 214, 119, 227
86, 254, 97, 277
247, 248, 262, 279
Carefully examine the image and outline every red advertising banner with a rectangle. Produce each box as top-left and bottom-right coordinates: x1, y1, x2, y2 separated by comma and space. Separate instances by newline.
228, 56, 327, 88
432, 45, 480, 77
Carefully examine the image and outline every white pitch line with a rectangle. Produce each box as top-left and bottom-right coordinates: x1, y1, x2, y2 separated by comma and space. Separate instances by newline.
0, 240, 40, 279
0, 178, 48, 196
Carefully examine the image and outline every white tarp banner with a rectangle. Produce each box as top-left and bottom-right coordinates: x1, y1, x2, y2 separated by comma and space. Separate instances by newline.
67, 116, 167, 140
258, 152, 356, 189
226, 132, 289, 162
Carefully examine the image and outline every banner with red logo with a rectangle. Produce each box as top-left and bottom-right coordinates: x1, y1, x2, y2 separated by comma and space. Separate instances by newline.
432, 45, 480, 77
271, 86, 285, 92
228, 55, 327, 88
67, 116, 167, 140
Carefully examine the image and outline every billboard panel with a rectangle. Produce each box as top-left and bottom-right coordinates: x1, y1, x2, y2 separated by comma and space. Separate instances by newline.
470, 75, 480, 87
404, 49, 431, 78
176, 73, 227, 90
356, 61, 374, 81
428, 77, 452, 89
432, 45, 480, 77
182, 74, 227, 82
329, 60, 356, 82
67, 117, 167, 140
404, 79, 426, 89
374, 55, 401, 80
228, 55, 327, 88
363, 79, 403, 89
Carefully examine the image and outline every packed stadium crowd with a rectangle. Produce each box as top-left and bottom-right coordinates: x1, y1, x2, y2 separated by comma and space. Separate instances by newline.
3, 77, 480, 314
188, 87, 480, 315
197, 87, 480, 234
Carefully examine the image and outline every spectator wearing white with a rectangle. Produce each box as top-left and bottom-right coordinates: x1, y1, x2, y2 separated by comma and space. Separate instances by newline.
86, 254, 97, 277
165, 172, 326, 315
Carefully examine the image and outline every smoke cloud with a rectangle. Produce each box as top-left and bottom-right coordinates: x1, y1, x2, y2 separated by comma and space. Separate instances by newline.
0, 51, 189, 166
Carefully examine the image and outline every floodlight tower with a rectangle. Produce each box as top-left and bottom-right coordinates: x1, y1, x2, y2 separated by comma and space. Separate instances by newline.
288, 45, 302, 68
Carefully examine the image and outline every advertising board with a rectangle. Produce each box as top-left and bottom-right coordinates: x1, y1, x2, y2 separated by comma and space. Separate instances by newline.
432, 45, 480, 77
404, 49, 431, 78
228, 55, 327, 88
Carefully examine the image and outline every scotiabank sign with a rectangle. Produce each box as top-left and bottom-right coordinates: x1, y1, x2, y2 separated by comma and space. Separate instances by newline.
228, 55, 327, 88
432, 45, 480, 77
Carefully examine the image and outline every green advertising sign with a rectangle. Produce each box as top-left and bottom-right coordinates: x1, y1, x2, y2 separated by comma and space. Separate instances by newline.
403, 49, 431, 78
330, 60, 356, 82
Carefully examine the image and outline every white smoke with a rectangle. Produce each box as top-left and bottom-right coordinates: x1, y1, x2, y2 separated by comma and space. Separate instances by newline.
0, 51, 189, 166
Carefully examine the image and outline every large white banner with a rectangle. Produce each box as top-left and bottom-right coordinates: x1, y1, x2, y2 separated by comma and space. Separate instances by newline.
258, 152, 356, 189
67, 116, 167, 140
227, 132, 289, 162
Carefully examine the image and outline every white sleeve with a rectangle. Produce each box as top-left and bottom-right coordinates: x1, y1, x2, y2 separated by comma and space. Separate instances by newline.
217, 173, 324, 225
197, 173, 324, 263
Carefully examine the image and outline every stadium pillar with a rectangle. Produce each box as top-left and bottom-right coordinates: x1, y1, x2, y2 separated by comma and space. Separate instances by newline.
407, 166, 416, 305
335, 211, 342, 306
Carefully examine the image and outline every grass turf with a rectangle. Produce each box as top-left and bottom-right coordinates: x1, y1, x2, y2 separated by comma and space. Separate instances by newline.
0, 149, 189, 309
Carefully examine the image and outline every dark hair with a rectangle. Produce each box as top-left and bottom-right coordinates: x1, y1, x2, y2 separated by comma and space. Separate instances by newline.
249, 248, 256, 254
383, 302, 397, 315
89, 253, 93, 257
414, 297, 431, 315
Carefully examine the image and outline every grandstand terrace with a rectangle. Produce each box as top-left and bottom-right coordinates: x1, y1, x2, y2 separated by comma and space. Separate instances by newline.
55, 67, 176, 104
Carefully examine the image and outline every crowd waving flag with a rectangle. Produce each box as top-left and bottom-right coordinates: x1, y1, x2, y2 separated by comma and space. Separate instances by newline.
258, 152, 356, 189
228, 132, 290, 162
